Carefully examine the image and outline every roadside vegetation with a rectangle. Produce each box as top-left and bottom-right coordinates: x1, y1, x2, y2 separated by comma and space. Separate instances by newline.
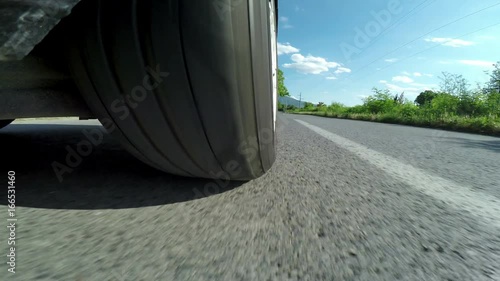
280, 62, 500, 136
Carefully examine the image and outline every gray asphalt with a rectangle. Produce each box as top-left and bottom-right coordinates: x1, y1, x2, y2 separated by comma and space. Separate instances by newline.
1, 113, 499, 281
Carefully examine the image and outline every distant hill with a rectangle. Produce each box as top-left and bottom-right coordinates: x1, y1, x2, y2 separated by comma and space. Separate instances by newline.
278, 96, 308, 108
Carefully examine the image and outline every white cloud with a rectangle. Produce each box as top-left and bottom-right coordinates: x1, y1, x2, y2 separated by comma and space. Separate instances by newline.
425, 38, 475, 47
478, 35, 495, 40
385, 58, 398, 63
379, 80, 437, 100
334, 67, 352, 74
326, 76, 338, 80
458, 60, 494, 67
392, 76, 414, 83
402, 71, 430, 77
279, 16, 293, 29
380, 82, 420, 95
283, 54, 347, 75
277, 42, 300, 55
410, 82, 439, 88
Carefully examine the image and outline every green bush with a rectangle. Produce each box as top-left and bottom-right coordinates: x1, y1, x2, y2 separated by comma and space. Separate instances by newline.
363, 88, 398, 114
290, 67, 500, 135
429, 94, 459, 117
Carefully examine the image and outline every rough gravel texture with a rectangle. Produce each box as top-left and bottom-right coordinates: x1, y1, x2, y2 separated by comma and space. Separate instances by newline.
1, 114, 499, 281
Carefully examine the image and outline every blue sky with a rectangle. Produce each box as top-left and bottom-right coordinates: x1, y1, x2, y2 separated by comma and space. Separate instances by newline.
277, 0, 500, 105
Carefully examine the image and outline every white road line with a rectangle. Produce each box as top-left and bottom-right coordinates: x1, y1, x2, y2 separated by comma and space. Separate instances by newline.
295, 119, 500, 228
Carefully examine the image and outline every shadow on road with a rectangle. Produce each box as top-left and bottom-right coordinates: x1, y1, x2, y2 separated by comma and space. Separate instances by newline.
0, 124, 244, 210
437, 137, 500, 153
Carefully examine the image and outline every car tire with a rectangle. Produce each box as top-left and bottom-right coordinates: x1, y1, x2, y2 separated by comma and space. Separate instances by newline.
0, 119, 14, 129
66, 0, 277, 180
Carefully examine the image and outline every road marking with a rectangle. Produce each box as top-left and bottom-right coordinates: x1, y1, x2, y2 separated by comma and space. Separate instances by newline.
295, 119, 500, 228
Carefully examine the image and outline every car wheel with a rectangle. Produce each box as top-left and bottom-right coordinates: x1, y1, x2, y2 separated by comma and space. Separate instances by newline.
66, 0, 277, 180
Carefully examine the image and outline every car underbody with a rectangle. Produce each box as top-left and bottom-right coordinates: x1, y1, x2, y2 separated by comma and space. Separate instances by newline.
0, 0, 92, 120
0, 0, 82, 60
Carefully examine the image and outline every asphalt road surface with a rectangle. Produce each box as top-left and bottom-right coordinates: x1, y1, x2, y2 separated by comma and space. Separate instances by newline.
1, 113, 500, 281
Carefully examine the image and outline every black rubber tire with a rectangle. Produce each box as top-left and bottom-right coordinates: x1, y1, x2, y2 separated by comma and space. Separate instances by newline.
0, 119, 14, 129
66, 0, 277, 180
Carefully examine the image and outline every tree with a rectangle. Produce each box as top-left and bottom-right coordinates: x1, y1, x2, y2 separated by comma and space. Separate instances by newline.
415, 90, 437, 106
303, 102, 315, 111
430, 93, 460, 116
485, 62, 500, 93
485, 91, 500, 117
278, 69, 290, 97
439, 72, 469, 96
277, 102, 286, 112
363, 88, 397, 114
328, 102, 346, 113
393, 92, 405, 104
